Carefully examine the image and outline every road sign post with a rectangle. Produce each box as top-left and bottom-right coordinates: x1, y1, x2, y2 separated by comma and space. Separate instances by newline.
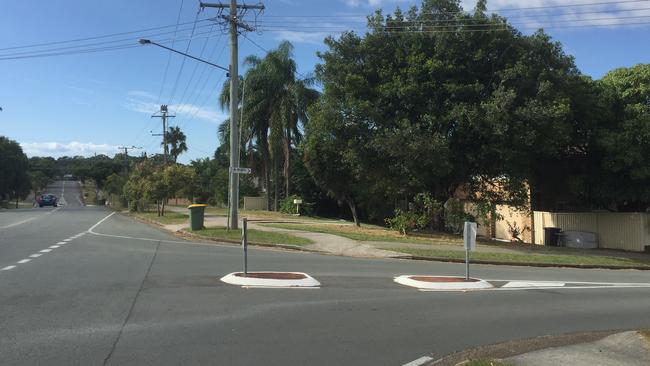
463, 221, 477, 281
242, 218, 248, 276
293, 198, 303, 215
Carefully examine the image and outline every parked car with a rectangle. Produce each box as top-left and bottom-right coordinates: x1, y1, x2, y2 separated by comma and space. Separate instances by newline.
38, 194, 58, 207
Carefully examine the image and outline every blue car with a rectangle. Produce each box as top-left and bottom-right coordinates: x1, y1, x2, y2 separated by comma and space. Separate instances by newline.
38, 194, 58, 207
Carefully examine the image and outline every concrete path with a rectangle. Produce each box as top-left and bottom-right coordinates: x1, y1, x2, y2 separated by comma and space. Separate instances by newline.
164, 207, 402, 258
506, 331, 650, 366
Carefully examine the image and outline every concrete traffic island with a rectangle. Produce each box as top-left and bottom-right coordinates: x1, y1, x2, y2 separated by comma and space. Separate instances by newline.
221, 271, 320, 288
394, 275, 493, 291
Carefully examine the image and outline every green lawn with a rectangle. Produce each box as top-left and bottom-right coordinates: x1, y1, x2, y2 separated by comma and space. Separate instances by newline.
389, 247, 650, 268
135, 211, 189, 225
190, 226, 314, 246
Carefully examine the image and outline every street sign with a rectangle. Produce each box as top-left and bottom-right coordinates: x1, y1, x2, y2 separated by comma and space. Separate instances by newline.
231, 167, 252, 174
463, 222, 477, 251
293, 199, 303, 204
463, 221, 477, 281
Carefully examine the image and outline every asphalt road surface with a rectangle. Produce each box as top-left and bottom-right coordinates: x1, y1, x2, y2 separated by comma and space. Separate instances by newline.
1, 181, 650, 366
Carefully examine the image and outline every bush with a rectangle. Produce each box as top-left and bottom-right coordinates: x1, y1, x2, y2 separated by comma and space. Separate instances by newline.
385, 209, 427, 235
280, 195, 301, 214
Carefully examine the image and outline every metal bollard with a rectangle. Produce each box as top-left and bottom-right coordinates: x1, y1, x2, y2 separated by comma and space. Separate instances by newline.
242, 218, 248, 276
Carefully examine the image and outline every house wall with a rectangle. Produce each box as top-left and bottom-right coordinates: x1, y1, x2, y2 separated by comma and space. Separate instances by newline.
533, 211, 650, 252
464, 203, 532, 242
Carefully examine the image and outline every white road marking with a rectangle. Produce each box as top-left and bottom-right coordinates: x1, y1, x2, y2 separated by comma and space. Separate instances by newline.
502, 281, 565, 288
49, 245, 60, 249
87, 212, 116, 232
0, 216, 37, 229
0, 207, 61, 230
29, 254, 42, 258
402, 356, 434, 366
63, 239, 72, 242
39, 249, 52, 253
1, 265, 16, 271
57, 241, 66, 244
17, 259, 31, 264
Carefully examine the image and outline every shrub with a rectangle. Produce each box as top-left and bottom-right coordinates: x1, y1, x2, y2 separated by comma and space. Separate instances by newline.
385, 209, 427, 235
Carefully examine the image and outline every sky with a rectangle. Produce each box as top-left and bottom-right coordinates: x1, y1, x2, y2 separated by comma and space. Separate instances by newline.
1, 0, 649, 164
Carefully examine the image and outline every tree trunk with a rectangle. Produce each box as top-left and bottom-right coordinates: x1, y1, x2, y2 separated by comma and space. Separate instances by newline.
345, 194, 360, 227
284, 125, 291, 199
157, 201, 161, 216
273, 156, 280, 211
161, 199, 166, 216
265, 161, 271, 211
15, 197, 19, 209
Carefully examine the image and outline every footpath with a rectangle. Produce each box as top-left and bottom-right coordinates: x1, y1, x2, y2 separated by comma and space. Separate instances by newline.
430, 330, 650, 366
164, 206, 402, 259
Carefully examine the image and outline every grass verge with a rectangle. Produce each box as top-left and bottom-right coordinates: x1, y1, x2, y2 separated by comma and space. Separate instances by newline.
134, 211, 189, 225
389, 247, 650, 268
465, 360, 512, 366
262, 223, 484, 245
81, 180, 97, 205
190, 226, 313, 246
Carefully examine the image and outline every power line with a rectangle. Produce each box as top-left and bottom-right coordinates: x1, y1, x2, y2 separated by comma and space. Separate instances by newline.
0, 18, 213, 52
167, 10, 202, 106
157, 0, 187, 105
260, 0, 650, 18
0, 30, 222, 61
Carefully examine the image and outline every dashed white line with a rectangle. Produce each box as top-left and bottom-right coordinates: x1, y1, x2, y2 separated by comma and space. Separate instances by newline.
57, 241, 66, 244
2, 265, 16, 271
402, 356, 434, 366
63, 239, 72, 242
49, 245, 60, 249
29, 254, 42, 258
39, 249, 52, 253
17, 259, 31, 264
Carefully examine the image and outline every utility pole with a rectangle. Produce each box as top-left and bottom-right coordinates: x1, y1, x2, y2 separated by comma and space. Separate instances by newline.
117, 146, 141, 174
151, 105, 175, 166
200, 0, 264, 230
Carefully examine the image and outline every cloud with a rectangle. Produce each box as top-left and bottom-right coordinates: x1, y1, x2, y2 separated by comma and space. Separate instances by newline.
125, 92, 227, 123
20, 141, 120, 158
127, 90, 157, 100
270, 30, 334, 45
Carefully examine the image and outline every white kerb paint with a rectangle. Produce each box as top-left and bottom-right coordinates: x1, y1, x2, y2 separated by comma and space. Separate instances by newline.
221, 272, 321, 288
402, 356, 434, 366
394, 275, 494, 291
502, 281, 565, 288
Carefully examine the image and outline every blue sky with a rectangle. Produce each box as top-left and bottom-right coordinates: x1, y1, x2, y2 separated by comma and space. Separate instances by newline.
1, 0, 649, 164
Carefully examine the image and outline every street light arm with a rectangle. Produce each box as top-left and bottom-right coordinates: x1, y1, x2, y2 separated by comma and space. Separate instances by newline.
138, 39, 230, 73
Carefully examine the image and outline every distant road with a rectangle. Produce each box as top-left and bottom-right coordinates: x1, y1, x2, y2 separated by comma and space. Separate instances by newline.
1, 181, 650, 365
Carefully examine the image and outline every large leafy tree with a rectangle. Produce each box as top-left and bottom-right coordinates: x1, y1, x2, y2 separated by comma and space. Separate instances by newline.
596, 64, 650, 209
307, 0, 588, 222
0, 136, 31, 207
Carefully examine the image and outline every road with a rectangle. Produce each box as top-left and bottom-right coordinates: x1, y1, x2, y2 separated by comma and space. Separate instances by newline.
1, 181, 650, 365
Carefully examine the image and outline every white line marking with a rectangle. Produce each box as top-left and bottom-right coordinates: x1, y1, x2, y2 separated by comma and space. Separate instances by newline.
0, 207, 61, 230
39, 249, 52, 253
87, 212, 116, 232
57, 241, 66, 244
1, 265, 16, 271
402, 356, 434, 366
29, 254, 42, 258
502, 281, 565, 288
63, 239, 72, 242
17, 259, 31, 264
49, 245, 60, 249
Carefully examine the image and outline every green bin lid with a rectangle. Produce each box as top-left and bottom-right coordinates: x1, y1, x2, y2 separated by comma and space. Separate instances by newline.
187, 204, 208, 208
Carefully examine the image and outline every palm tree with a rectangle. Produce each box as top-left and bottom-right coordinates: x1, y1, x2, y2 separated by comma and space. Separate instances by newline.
164, 126, 188, 163
220, 41, 319, 210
